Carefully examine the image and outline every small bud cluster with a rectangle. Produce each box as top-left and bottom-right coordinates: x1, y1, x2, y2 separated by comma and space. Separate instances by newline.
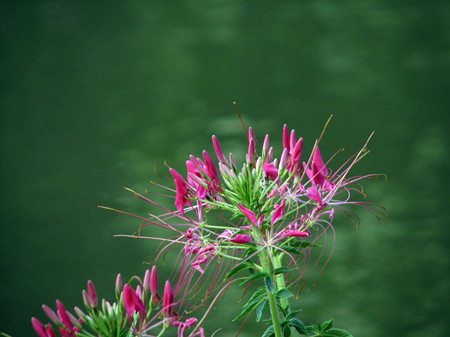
32, 268, 205, 337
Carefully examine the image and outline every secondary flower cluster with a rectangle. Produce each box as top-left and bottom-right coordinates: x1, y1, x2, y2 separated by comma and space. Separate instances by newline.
32, 267, 205, 337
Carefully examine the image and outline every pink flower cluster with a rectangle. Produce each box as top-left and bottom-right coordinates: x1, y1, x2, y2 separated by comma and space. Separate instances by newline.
32, 267, 205, 337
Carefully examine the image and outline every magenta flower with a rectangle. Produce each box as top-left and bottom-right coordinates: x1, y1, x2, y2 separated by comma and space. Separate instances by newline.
170, 168, 192, 214
263, 162, 279, 180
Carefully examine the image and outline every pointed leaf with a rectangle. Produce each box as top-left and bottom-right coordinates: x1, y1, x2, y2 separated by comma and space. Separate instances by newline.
276, 289, 294, 298
239, 271, 269, 286
262, 325, 275, 337
283, 326, 292, 337
274, 267, 296, 275
265, 276, 275, 293
224, 262, 254, 280
290, 318, 307, 335
281, 246, 303, 254
256, 300, 269, 322
232, 299, 262, 321
285, 309, 303, 321
321, 319, 333, 331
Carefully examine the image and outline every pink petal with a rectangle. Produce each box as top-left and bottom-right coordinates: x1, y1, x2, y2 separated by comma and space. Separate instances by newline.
282, 230, 310, 238
263, 162, 278, 180
230, 234, 253, 244
271, 199, 286, 225
238, 203, 257, 225
306, 186, 322, 205
313, 147, 328, 177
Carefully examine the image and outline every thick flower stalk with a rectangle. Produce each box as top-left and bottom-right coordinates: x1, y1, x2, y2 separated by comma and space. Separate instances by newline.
32, 268, 206, 337
105, 118, 384, 337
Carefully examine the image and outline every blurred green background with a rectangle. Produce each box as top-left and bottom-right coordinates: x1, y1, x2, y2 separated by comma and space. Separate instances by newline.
1, 2, 449, 336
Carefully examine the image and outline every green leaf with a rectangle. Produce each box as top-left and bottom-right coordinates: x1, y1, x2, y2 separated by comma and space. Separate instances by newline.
290, 241, 322, 249
261, 325, 275, 337
239, 271, 269, 286
285, 309, 303, 321
247, 286, 267, 303
276, 289, 294, 298
274, 267, 296, 275
321, 319, 333, 331
256, 299, 269, 322
283, 326, 292, 337
317, 328, 353, 337
290, 318, 307, 335
232, 299, 262, 321
281, 246, 303, 254
224, 262, 254, 280
265, 275, 275, 293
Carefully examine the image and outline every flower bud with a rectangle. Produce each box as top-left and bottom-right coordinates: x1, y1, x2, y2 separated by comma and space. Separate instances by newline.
283, 124, 290, 152
87, 280, 98, 308
262, 134, 270, 157
42, 304, 59, 324
143, 269, 151, 293
115, 273, 122, 298
282, 230, 310, 238
56, 300, 73, 331
163, 281, 174, 317
230, 234, 253, 244
31, 317, 48, 337
212, 135, 229, 166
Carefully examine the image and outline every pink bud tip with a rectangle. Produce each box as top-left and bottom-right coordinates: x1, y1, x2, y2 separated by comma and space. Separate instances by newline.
143, 269, 151, 292
150, 267, 158, 297
163, 281, 174, 317
87, 280, 98, 308
56, 300, 72, 331
283, 124, 290, 151
42, 304, 59, 323
262, 134, 270, 156
31, 317, 48, 337
115, 273, 122, 294
212, 135, 228, 165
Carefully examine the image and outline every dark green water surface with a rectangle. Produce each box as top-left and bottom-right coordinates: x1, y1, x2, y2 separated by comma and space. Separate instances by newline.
1, 2, 449, 336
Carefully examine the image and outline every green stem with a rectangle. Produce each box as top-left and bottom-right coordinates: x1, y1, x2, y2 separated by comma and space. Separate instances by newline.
273, 253, 290, 311
259, 249, 283, 337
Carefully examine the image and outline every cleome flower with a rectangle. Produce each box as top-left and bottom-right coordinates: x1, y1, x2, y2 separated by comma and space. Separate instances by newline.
102, 118, 385, 300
